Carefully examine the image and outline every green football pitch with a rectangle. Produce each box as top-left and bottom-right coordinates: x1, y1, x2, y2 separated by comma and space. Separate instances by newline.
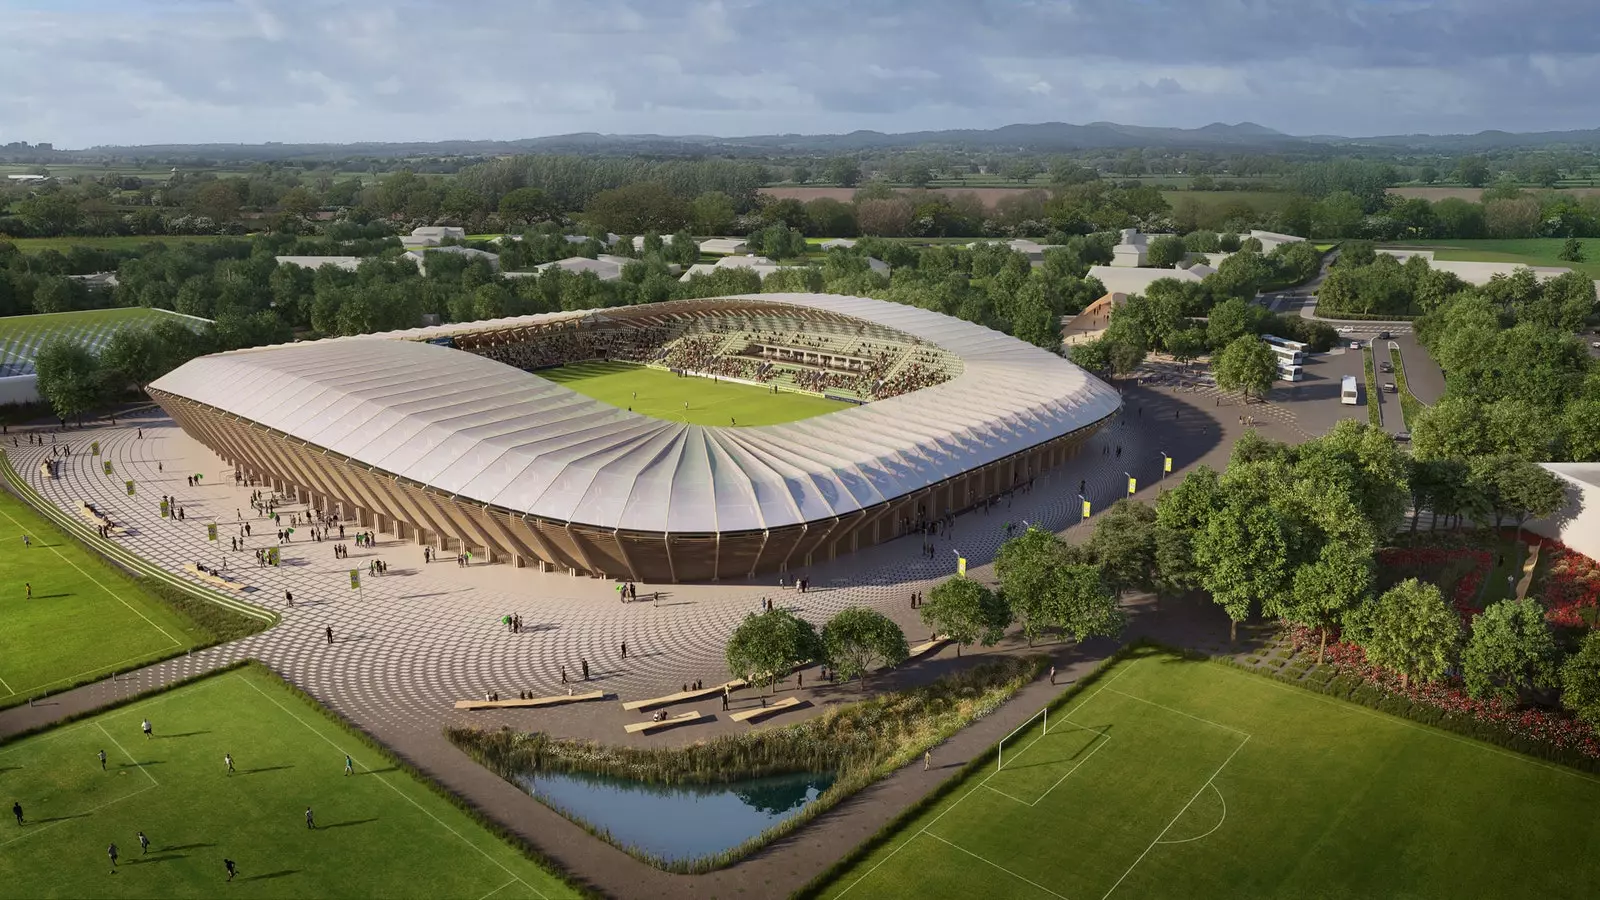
537, 360, 851, 426
815, 647, 1600, 899
0, 487, 211, 707
0, 667, 577, 898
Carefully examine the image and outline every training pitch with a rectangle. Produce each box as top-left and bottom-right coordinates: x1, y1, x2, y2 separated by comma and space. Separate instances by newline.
0, 667, 576, 898
537, 360, 852, 426
816, 647, 1600, 899
0, 488, 208, 707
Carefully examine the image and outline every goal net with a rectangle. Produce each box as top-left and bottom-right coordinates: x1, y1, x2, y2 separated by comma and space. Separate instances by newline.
996, 707, 1047, 771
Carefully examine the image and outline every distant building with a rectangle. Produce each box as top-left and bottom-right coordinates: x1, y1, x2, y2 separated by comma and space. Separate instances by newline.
565, 233, 622, 248
66, 272, 120, 289
1110, 229, 1161, 267
966, 238, 1062, 263
274, 256, 363, 272
820, 238, 857, 250
531, 254, 637, 282
1062, 292, 1127, 346
5, 174, 49, 183
1244, 230, 1305, 253
698, 237, 749, 256
400, 226, 467, 249
404, 246, 500, 275
1087, 264, 1208, 297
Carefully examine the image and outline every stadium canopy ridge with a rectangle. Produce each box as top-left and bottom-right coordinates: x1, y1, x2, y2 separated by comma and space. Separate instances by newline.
149, 293, 1121, 582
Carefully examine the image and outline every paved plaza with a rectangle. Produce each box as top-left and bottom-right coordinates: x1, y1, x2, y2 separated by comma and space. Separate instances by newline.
0, 379, 1305, 898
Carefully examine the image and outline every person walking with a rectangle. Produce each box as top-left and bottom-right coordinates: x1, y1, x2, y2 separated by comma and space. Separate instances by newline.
224, 858, 238, 882
344, 754, 354, 776
305, 806, 316, 829
141, 719, 152, 739
224, 753, 234, 775
108, 842, 119, 872
137, 831, 149, 855
620, 641, 627, 660
12, 801, 22, 825
21, 535, 29, 548
924, 750, 931, 771
581, 659, 589, 681
325, 626, 334, 645
24, 583, 30, 599
1049, 665, 1057, 685
98, 749, 107, 770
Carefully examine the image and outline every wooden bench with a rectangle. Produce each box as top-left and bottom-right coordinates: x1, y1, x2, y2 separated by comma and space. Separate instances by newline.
728, 696, 804, 724
908, 637, 951, 659
183, 563, 247, 592
622, 679, 748, 713
454, 690, 604, 711
623, 710, 707, 735
79, 502, 124, 535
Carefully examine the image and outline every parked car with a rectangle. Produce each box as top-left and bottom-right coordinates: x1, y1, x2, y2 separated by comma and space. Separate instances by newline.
1379, 361, 1393, 373
1349, 341, 1362, 350
1376, 330, 1391, 340
1383, 383, 1398, 393
1592, 340, 1600, 349
1393, 431, 1412, 442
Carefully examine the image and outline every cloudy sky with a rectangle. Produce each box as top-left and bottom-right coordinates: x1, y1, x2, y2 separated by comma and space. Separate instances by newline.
2, 0, 1595, 148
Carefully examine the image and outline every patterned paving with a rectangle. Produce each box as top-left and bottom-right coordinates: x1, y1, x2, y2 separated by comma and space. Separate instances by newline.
10, 403, 1172, 743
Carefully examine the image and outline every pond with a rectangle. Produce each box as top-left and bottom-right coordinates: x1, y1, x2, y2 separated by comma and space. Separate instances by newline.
515, 768, 836, 864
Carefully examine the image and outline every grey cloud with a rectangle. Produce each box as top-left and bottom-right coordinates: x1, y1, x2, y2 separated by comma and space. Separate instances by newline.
0, 0, 1594, 146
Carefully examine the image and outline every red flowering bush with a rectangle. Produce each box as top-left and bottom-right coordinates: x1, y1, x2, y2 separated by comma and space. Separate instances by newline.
1520, 535, 1600, 628
1377, 546, 1492, 621
1283, 624, 1600, 760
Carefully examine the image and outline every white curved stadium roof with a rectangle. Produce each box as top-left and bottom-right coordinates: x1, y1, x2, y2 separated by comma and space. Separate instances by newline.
151, 294, 1121, 533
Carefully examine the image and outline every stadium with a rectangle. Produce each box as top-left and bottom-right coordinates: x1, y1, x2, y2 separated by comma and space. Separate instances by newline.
148, 293, 1122, 582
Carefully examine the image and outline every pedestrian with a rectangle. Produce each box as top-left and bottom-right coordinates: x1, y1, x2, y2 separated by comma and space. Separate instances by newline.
11, 801, 21, 825
24, 583, 30, 599
305, 806, 316, 829
138, 831, 149, 854
1049, 665, 1056, 685
285, 589, 293, 608
142, 718, 152, 739
581, 659, 589, 681
621, 641, 627, 659
560, 666, 567, 684
224, 752, 234, 775
344, 754, 354, 776
924, 750, 931, 771
98, 749, 107, 770
108, 841, 119, 872
325, 626, 334, 645
225, 858, 237, 881
21, 535, 29, 548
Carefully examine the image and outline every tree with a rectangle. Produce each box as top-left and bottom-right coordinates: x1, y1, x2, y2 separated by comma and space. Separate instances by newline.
584, 183, 688, 235
821, 607, 908, 688
1212, 334, 1278, 402
1417, 165, 1440, 185
1144, 234, 1187, 269
31, 276, 74, 314
1470, 455, 1566, 537
193, 181, 241, 223
1558, 238, 1586, 263
497, 187, 552, 226
995, 527, 1069, 645
724, 608, 821, 696
689, 191, 737, 234
1455, 157, 1491, 188
1561, 632, 1600, 731
1154, 466, 1220, 595
1462, 598, 1559, 702
1193, 486, 1292, 642
99, 327, 165, 394
1345, 579, 1461, 689
920, 576, 1011, 656
33, 337, 104, 424
1165, 327, 1207, 366
1205, 297, 1261, 349
1088, 500, 1157, 597
826, 158, 861, 188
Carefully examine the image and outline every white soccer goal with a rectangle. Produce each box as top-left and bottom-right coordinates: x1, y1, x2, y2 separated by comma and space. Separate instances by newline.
996, 707, 1047, 771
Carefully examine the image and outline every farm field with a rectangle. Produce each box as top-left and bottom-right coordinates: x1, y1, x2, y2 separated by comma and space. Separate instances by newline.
0, 666, 576, 898
538, 360, 850, 426
0, 308, 208, 375
0, 485, 212, 707
1381, 238, 1600, 279
1390, 185, 1600, 202
814, 648, 1600, 900
760, 186, 1293, 217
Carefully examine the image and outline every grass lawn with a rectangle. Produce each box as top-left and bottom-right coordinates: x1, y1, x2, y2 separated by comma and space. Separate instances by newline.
0, 487, 216, 707
0, 308, 205, 372
1385, 238, 1600, 280
0, 666, 576, 898
813, 648, 1600, 900
537, 360, 851, 426
1, 235, 247, 255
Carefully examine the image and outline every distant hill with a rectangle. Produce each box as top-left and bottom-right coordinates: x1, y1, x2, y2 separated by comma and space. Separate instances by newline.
54, 121, 1600, 160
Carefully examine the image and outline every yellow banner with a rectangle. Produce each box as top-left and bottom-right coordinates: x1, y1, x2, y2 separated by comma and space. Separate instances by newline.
1127, 476, 1137, 495
1081, 499, 1091, 519
1163, 455, 1173, 473
957, 556, 967, 577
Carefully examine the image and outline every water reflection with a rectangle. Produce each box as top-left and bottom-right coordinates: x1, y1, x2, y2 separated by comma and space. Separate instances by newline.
517, 769, 835, 863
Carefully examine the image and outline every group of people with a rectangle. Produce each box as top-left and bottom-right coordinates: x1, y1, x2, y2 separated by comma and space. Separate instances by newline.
474, 326, 670, 372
